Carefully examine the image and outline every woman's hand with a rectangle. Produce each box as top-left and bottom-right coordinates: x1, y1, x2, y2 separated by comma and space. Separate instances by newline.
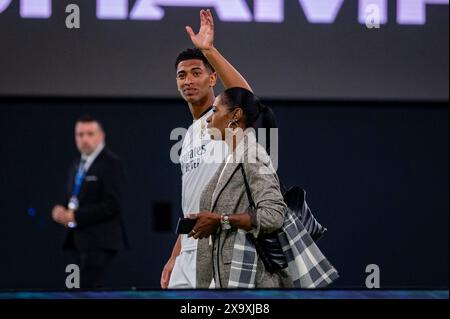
188, 211, 221, 239
185, 9, 214, 51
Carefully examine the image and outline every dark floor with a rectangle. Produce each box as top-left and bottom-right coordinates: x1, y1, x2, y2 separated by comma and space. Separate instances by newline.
0, 289, 447, 299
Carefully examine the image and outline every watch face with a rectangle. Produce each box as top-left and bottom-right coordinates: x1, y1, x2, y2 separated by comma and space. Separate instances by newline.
223, 215, 231, 229
221, 215, 231, 229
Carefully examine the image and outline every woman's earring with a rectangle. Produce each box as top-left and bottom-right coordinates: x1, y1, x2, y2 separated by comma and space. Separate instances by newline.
227, 121, 238, 135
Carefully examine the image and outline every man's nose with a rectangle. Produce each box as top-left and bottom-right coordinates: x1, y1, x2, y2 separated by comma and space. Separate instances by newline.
184, 74, 194, 85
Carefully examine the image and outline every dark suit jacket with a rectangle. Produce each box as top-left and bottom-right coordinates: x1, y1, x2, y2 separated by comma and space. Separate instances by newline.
63, 148, 128, 252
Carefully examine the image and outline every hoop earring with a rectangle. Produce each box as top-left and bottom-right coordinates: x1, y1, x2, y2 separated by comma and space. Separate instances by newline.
227, 121, 238, 134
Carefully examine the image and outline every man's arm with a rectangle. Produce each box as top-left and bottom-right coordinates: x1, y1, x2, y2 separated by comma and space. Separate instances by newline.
51, 164, 76, 226
161, 235, 182, 288
186, 9, 252, 92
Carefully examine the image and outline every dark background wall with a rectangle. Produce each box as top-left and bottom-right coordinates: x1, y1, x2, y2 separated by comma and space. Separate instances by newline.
0, 0, 448, 292
0, 98, 448, 290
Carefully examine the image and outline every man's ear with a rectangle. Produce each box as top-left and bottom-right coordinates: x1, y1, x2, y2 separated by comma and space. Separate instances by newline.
209, 72, 217, 87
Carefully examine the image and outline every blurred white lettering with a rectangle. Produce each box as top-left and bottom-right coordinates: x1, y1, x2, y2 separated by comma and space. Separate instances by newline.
0, 0, 448, 25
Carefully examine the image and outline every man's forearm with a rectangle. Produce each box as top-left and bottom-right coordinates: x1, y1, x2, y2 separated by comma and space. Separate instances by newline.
202, 47, 252, 92
170, 235, 182, 259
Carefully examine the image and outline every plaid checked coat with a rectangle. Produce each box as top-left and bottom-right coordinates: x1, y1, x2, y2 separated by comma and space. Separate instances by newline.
196, 132, 338, 288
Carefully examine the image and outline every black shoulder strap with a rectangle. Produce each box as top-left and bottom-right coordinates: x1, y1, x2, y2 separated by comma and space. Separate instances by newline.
240, 164, 256, 209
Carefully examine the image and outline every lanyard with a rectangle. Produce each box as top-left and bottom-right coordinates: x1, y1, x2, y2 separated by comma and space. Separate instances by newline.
72, 160, 86, 197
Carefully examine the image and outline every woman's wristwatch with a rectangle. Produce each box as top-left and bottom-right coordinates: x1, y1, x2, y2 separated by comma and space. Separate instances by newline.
220, 214, 231, 230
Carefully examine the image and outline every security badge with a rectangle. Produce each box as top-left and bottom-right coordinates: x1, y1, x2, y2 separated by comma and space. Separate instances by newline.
68, 196, 79, 211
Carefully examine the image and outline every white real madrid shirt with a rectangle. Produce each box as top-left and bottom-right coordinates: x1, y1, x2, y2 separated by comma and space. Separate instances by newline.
179, 108, 228, 252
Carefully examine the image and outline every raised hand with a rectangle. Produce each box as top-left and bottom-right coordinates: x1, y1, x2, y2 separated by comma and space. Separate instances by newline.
185, 9, 214, 51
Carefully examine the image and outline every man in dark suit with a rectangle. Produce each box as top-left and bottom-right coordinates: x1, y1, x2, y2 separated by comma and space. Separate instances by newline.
52, 115, 128, 289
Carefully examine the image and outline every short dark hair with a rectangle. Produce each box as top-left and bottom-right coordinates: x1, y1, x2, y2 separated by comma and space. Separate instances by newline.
76, 114, 104, 131
174, 48, 215, 73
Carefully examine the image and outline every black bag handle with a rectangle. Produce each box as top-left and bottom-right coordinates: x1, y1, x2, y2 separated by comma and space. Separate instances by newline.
239, 164, 256, 209
239, 163, 287, 273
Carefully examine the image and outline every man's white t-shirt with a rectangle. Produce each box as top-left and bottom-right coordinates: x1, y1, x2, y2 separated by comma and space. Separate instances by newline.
179, 108, 227, 253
